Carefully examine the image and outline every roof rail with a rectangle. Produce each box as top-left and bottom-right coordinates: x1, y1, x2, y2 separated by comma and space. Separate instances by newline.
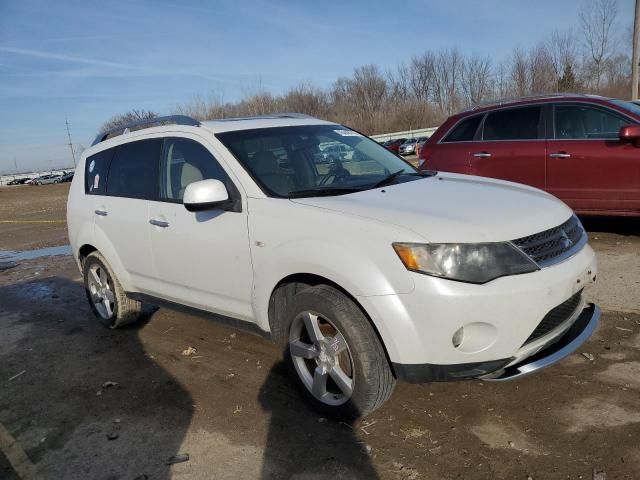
92, 115, 200, 146
210, 112, 316, 122
462, 92, 600, 112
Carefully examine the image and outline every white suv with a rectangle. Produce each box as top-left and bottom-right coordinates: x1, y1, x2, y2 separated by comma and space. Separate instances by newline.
67, 114, 600, 417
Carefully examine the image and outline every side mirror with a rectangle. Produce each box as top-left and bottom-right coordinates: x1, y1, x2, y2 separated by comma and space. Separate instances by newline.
619, 125, 640, 145
183, 179, 231, 212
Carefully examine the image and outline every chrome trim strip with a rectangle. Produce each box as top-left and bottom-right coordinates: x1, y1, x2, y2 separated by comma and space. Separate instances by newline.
482, 304, 600, 382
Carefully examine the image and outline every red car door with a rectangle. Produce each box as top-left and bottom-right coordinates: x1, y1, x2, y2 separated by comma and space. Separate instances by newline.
546, 103, 640, 215
468, 105, 547, 188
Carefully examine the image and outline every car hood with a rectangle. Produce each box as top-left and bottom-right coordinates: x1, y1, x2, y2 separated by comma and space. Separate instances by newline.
290, 172, 574, 243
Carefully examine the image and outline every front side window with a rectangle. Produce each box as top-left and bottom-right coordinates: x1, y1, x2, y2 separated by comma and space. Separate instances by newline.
217, 125, 421, 198
483, 106, 542, 141
85, 148, 115, 195
554, 104, 629, 140
106, 139, 161, 199
443, 115, 482, 142
160, 138, 230, 202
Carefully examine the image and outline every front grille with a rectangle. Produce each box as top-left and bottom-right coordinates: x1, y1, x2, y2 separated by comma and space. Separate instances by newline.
523, 289, 583, 346
512, 215, 585, 267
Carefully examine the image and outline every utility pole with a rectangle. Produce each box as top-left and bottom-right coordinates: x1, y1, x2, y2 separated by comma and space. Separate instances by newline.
13, 157, 18, 174
633, 0, 640, 100
65, 118, 77, 167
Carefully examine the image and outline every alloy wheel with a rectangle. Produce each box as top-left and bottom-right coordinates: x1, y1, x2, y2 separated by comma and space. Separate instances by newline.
289, 311, 354, 405
87, 264, 116, 320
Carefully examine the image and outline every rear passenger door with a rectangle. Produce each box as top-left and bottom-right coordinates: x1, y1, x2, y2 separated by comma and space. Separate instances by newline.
88, 139, 161, 291
546, 103, 640, 214
147, 136, 254, 320
428, 115, 483, 173
470, 105, 547, 188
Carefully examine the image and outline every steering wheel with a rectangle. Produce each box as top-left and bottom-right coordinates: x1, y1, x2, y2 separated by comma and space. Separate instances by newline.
319, 159, 351, 186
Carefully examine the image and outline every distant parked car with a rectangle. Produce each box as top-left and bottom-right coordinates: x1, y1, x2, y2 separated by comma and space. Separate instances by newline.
419, 93, 640, 216
30, 174, 62, 185
7, 178, 27, 185
383, 138, 407, 154
55, 171, 74, 183
322, 144, 352, 162
399, 138, 418, 155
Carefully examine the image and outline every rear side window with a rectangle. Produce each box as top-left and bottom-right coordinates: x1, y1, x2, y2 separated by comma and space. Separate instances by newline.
85, 148, 115, 195
555, 104, 629, 139
160, 138, 230, 202
483, 106, 542, 141
443, 116, 482, 142
106, 139, 161, 199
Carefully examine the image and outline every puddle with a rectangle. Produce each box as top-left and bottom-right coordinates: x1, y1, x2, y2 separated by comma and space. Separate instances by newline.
0, 245, 72, 262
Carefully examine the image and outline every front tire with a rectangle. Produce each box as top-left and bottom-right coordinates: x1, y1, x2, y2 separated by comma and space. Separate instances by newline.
83, 252, 142, 328
281, 285, 395, 419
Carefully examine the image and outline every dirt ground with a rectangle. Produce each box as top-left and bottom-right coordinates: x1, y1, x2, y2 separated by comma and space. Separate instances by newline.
0, 184, 69, 251
1, 184, 640, 480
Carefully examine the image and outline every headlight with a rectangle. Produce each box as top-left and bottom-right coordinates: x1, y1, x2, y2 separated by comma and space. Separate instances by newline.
393, 242, 539, 284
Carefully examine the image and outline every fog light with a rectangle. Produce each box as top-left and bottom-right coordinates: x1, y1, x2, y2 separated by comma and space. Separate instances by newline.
452, 327, 464, 348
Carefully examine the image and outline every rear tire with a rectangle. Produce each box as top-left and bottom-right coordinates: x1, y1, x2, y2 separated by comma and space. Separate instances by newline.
280, 284, 395, 419
83, 252, 142, 328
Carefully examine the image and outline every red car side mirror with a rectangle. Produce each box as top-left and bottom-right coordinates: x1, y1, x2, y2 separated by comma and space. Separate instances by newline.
619, 125, 640, 145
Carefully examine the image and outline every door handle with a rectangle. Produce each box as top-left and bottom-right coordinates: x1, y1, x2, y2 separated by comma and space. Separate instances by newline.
94, 209, 108, 216
149, 219, 170, 228
549, 152, 571, 158
473, 152, 492, 158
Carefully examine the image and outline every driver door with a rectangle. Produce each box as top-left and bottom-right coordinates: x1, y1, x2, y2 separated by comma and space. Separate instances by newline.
147, 135, 254, 320
546, 103, 640, 214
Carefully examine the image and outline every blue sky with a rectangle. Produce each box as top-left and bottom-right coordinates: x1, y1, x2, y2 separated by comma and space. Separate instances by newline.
0, 0, 634, 174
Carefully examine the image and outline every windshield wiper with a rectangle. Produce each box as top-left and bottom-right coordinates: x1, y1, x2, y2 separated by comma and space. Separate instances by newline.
287, 186, 365, 198
370, 169, 438, 189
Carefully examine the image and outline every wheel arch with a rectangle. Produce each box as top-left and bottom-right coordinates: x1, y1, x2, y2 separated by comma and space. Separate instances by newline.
267, 273, 395, 376
78, 244, 97, 265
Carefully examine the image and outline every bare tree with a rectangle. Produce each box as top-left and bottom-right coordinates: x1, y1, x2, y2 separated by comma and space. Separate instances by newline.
548, 29, 581, 90
432, 48, 463, 115
388, 63, 412, 101
282, 83, 329, 117
409, 52, 436, 102
580, 0, 619, 89
510, 48, 530, 96
100, 109, 159, 132
460, 53, 493, 106
528, 42, 556, 93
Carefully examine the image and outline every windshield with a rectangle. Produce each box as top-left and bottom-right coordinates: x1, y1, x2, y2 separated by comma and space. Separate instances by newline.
217, 124, 422, 198
610, 99, 640, 118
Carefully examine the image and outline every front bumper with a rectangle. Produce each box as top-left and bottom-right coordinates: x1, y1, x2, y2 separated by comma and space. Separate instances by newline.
393, 303, 600, 383
357, 243, 598, 367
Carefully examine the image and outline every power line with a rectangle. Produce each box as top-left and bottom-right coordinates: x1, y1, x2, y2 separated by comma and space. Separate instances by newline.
65, 118, 77, 167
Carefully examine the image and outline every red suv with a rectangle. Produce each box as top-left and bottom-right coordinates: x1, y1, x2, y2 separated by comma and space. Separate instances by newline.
419, 94, 640, 216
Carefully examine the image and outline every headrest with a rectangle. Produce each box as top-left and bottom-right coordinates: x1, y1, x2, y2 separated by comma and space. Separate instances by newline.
251, 151, 280, 175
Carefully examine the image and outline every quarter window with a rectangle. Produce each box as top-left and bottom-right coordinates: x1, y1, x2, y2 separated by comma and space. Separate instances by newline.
554, 104, 628, 140
483, 106, 542, 141
159, 138, 230, 202
106, 139, 161, 199
85, 148, 115, 195
443, 115, 482, 142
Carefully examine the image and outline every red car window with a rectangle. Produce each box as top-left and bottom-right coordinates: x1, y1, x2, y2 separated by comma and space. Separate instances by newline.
483, 106, 542, 141
554, 104, 629, 140
443, 116, 483, 142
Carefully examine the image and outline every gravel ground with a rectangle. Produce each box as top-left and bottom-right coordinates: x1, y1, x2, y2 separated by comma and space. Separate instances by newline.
1, 183, 639, 480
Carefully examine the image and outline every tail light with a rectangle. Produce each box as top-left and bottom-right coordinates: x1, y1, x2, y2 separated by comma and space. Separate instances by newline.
417, 144, 434, 170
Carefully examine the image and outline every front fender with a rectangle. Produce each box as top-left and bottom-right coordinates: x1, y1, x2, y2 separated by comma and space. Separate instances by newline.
251, 237, 415, 333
